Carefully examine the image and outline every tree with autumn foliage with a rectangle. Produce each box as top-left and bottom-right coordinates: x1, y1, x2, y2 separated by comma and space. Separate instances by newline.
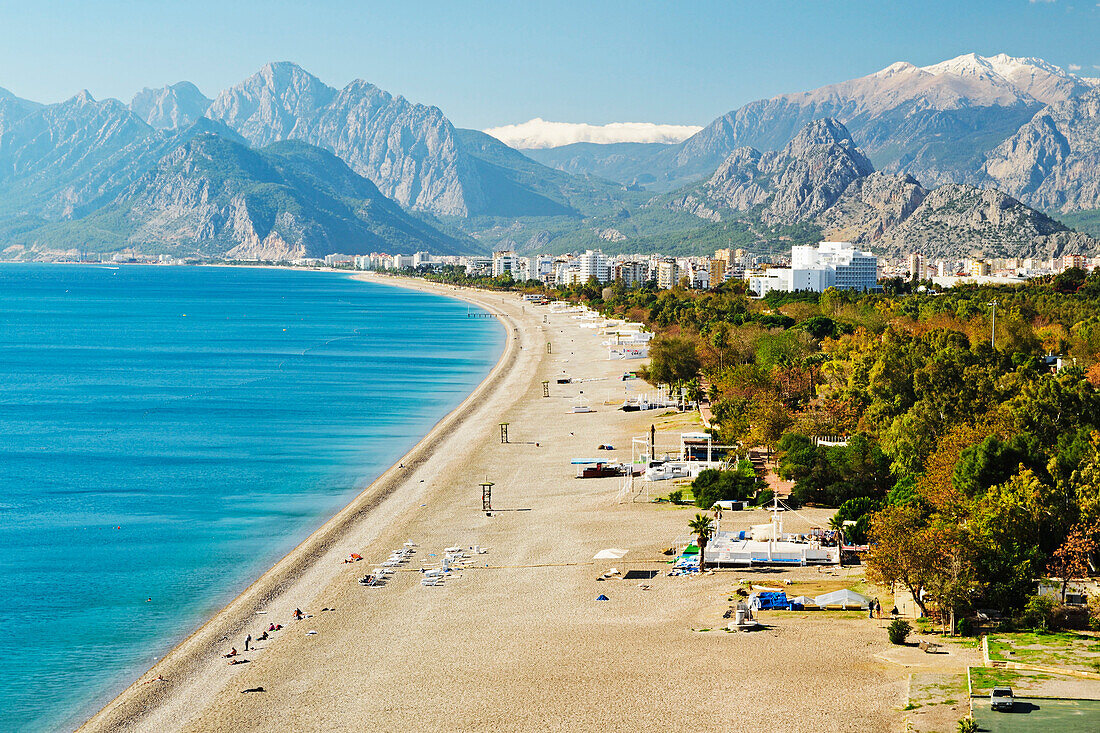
865, 503, 936, 617
1048, 524, 1099, 603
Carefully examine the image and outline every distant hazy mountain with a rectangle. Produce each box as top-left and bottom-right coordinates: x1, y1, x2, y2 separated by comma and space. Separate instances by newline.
0, 86, 42, 118
670, 119, 1095, 259
8, 132, 470, 259
523, 142, 673, 184
3, 55, 1097, 262
130, 82, 212, 130
0, 90, 169, 221
204, 62, 616, 218
527, 53, 1100, 203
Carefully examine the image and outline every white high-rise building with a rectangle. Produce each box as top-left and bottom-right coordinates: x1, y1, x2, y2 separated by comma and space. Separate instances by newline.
747, 268, 792, 297
492, 250, 520, 278
656, 259, 679, 290
532, 255, 556, 283
614, 261, 649, 286
746, 242, 877, 297
576, 249, 610, 283
908, 253, 925, 280
789, 242, 878, 292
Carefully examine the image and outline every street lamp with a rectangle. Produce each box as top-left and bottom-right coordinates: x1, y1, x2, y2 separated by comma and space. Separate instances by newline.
987, 299, 998, 349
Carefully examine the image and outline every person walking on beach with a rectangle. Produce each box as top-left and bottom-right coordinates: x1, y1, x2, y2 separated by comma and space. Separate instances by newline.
244, 634, 251, 651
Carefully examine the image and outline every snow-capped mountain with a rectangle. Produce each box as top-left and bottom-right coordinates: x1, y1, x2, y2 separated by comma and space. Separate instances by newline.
532, 53, 1100, 201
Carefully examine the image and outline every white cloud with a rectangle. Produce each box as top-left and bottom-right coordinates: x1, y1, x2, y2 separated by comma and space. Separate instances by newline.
1070, 63, 1083, 71
1029, 0, 1056, 4
483, 118, 702, 149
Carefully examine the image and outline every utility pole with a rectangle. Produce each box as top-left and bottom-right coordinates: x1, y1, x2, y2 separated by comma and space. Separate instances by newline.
988, 299, 998, 349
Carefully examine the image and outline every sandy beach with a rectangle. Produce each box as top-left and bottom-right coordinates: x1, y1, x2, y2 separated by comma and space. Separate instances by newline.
79, 274, 973, 732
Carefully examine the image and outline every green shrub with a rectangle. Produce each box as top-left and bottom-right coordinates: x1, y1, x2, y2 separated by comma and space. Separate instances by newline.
1021, 594, 1056, 631
667, 489, 683, 504
956, 617, 973, 637
753, 489, 775, 507
888, 619, 911, 645
691, 462, 760, 508
957, 718, 977, 733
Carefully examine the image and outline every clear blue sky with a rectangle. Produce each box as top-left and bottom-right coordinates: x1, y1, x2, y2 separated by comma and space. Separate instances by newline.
0, 0, 1097, 128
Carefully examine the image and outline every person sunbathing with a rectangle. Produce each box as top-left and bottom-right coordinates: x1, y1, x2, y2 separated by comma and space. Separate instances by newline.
257, 631, 269, 641
224, 648, 237, 658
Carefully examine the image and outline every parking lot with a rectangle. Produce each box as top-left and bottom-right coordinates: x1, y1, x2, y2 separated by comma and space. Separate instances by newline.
972, 697, 1100, 732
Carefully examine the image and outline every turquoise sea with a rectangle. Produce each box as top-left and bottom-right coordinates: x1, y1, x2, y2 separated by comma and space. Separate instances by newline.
0, 264, 503, 732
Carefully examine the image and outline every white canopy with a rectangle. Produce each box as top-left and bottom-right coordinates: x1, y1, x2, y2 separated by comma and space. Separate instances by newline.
790, 595, 817, 606
814, 589, 872, 608
593, 548, 629, 560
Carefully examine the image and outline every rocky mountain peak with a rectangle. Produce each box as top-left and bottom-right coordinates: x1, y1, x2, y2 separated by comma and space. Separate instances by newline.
782, 118, 870, 167
675, 117, 1097, 259
697, 119, 875, 223
982, 87, 1100, 211
69, 89, 97, 106
130, 82, 212, 130
206, 62, 336, 146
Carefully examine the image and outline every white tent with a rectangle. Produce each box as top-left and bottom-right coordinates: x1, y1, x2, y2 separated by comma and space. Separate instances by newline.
593, 548, 629, 560
814, 589, 872, 609
789, 595, 817, 607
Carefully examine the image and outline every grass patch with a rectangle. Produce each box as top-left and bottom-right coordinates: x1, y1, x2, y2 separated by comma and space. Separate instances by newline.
969, 667, 1023, 694
987, 630, 1100, 671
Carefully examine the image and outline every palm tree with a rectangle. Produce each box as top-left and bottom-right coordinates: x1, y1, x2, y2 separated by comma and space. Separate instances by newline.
688, 513, 716, 572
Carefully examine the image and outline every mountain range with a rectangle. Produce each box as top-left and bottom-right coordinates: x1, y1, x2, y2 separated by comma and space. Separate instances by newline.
667, 118, 1094, 260
0, 53, 1098, 262
525, 54, 1100, 214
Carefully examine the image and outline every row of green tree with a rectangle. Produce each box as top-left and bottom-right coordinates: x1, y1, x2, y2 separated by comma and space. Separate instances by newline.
576, 274, 1100, 622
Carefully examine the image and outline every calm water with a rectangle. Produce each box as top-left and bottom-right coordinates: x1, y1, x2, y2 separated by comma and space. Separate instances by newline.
0, 264, 503, 732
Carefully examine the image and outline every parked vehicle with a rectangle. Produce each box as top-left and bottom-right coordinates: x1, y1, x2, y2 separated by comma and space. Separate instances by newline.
990, 686, 1014, 712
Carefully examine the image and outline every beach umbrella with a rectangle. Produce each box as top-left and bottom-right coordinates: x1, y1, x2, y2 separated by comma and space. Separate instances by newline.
593, 548, 628, 560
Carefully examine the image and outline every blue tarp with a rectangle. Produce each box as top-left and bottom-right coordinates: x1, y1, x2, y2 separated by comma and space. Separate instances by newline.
749, 591, 789, 610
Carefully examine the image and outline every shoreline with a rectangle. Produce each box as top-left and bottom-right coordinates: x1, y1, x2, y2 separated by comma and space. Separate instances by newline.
78, 274, 522, 732
76, 270, 933, 732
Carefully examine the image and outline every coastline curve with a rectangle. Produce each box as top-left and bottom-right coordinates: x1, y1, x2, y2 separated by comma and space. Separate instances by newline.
78, 274, 525, 732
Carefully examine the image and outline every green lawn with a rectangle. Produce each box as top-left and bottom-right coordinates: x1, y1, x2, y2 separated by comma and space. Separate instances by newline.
987, 632, 1100, 674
